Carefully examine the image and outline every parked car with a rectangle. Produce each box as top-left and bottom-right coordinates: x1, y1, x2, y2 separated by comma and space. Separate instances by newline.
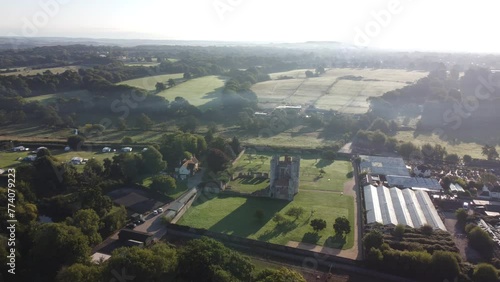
153, 210, 159, 215
158, 208, 164, 213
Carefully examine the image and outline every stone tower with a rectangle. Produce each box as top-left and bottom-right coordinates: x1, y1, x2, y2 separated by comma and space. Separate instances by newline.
269, 155, 300, 201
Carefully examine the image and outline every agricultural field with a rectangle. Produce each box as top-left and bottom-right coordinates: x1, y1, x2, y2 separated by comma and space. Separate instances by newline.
156, 75, 227, 110
24, 90, 92, 105
178, 190, 355, 249
395, 131, 500, 159
0, 65, 81, 76
252, 68, 428, 114
117, 73, 184, 90
231, 152, 352, 193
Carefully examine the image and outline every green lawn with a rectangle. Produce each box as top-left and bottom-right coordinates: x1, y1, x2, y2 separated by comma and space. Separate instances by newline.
231, 152, 351, 193
178, 191, 354, 249
0, 65, 81, 76
156, 75, 226, 110
394, 131, 499, 159
117, 73, 184, 90
0, 149, 117, 170
24, 90, 92, 105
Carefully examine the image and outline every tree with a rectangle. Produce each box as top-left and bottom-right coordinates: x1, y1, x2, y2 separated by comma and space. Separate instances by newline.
103, 243, 177, 281
68, 135, 85, 150
363, 230, 384, 251
333, 216, 351, 236
177, 237, 254, 282
83, 158, 103, 176
141, 146, 167, 174
183, 72, 192, 79
463, 154, 472, 163
36, 147, 52, 158
155, 82, 166, 92
455, 208, 468, 226
137, 113, 154, 130
445, 153, 460, 164
322, 150, 336, 161
255, 267, 306, 282
305, 70, 315, 78
67, 209, 102, 246
101, 205, 127, 237
393, 224, 405, 238
286, 207, 305, 220
167, 78, 176, 87
468, 226, 495, 259
150, 175, 176, 194
56, 263, 102, 282
117, 117, 127, 130
30, 223, 91, 280
397, 142, 419, 160
482, 145, 499, 160
420, 224, 434, 236
255, 209, 264, 221
430, 251, 460, 281
206, 148, 231, 173
310, 218, 327, 232
229, 136, 241, 155
122, 136, 133, 144
179, 115, 198, 133
473, 263, 499, 282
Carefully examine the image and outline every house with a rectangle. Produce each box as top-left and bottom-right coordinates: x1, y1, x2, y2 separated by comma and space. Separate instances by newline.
121, 147, 133, 152
479, 183, 494, 199
178, 156, 199, 180
102, 147, 111, 153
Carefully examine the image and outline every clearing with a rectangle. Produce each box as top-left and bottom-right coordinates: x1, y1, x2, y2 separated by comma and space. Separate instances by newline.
117, 73, 184, 90
252, 68, 428, 113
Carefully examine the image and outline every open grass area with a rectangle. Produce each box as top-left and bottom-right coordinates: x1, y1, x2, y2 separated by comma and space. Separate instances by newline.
394, 131, 499, 159
24, 90, 92, 105
252, 68, 428, 113
156, 75, 226, 110
0, 65, 81, 76
117, 73, 184, 90
178, 190, 354, 249
0, 148, 116, 170
231, 152, 352, 193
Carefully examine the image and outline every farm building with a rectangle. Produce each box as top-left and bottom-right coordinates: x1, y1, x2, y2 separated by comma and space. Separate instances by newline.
269, 155, 300, 201
363, 184, 446, 230
359, 155, 410, 177
385, 175, 443, 192
118, 229, 154, 246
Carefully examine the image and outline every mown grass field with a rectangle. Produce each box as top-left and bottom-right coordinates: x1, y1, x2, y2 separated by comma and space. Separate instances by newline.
231, 152, 352, 193
0, 148, 116, 170
395, 131, 499, 159
178, 190, 355, 249
117, 73, 184, 90
156, 75, 226, 110
24, 90, 92, 105
0, 65, 81, 76
252, 68, 428, 114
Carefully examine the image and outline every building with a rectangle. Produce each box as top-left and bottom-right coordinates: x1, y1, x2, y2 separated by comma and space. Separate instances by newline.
118, 229, 154, 246
269, 155, 300, 201
363, 184, 446, 230
178, 156, 199, 180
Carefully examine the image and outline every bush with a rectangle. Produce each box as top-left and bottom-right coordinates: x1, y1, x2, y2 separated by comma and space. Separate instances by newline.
420, 224, 433, 236
363, 230, 384, 251
121, 136, 133, 144
473, 263, 499, 282
393, 224, 405, 238
468, 226, 495, 259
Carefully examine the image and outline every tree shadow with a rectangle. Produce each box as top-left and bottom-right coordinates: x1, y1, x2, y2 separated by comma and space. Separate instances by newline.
315, 159, 333, 168
346, 171, 353, 178
324, 233, 346, 249
257, 220, 298, 241
209, 197, 289, 238
302, 232, 322, 244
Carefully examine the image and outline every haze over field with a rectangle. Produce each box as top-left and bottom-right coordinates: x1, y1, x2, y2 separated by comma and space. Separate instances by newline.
1, 0, 500, 53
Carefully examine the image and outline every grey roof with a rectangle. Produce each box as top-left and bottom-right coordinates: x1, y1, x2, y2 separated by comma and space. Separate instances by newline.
386, 175, 442, 191
364, 185, 446, 230
359, 155, 410, 177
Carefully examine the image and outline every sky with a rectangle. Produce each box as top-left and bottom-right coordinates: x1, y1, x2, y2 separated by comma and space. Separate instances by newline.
0, 0, 499, 53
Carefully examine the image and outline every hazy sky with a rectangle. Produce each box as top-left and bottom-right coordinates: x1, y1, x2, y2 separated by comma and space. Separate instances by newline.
0, 0, 498, 53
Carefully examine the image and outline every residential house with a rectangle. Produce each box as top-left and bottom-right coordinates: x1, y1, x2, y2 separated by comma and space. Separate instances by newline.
178, 156, 199, 180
